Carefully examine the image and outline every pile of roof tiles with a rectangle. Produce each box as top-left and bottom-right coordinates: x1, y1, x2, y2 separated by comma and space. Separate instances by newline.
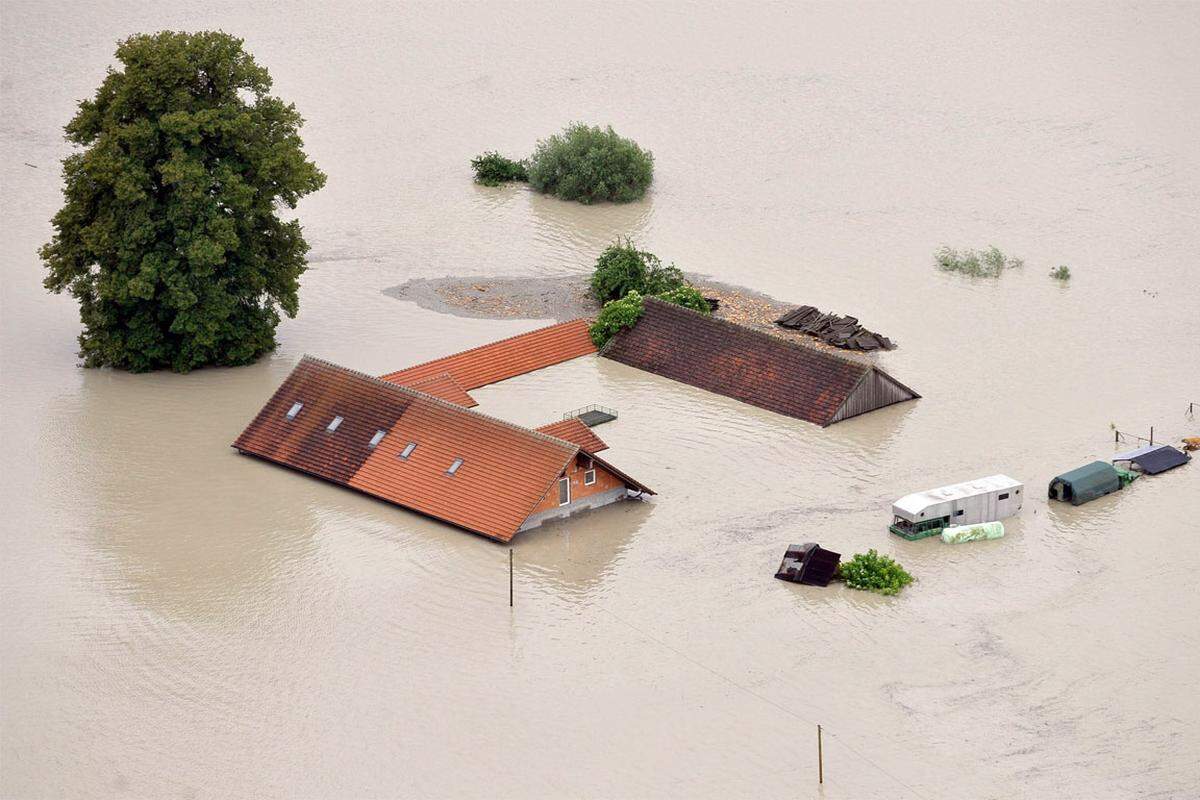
774, 306, 895, 351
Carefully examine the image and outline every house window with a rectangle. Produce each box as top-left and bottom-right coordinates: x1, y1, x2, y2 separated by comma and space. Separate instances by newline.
584, 469, 596, 486
998, 492, 1010, 501
558, 476, 570, 506
368, 430, 386, 448
399, 442, 417, 459
955, 509, 964, 516
326, 415, 343, 432
447, 458, 463, 476
286, 402, 303, 420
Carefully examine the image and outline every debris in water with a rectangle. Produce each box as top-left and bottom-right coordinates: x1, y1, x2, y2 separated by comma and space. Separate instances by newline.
775, 305, 895, 351
941, 521, 1005, 544
774, 543, 841, 586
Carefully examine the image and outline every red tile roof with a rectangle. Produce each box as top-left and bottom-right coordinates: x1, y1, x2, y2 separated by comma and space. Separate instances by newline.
381, 319, 597, 390
600, 298, 918, 426
405, 372, 477, 407
535, 418, 609, 452
234, 357, 649, 542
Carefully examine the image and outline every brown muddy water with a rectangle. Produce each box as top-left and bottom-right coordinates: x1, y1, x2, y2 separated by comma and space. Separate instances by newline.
3, 2, 1199, 798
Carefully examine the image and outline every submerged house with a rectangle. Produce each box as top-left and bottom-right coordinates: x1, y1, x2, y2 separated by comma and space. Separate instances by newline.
233, 357, 652, 542
380, 318, 597, 405
1048, 461, 1134, 506
600, 297, 919, 426
889, 475, 1023, 540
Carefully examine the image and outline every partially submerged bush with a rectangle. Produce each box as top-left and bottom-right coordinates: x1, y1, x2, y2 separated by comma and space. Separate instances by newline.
656, 284, 712, 314
589, 291, 645, 348
471, 152, 528, 186
935, 246, 1023, 278
590, 240, 685, 304
528, 123, 654, 204
1049, 265, 1071, 281
835, 550, 914, 596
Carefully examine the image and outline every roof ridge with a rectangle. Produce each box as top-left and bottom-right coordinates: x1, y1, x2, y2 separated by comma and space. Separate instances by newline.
381, 318, 593, 381
299, 355, 583, 453
637, 296, 873, 372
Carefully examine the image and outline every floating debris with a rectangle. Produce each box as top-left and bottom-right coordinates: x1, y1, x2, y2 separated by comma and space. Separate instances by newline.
774, 305, 895, 351
941, 521, 1005, 544
774, 543, 841, 586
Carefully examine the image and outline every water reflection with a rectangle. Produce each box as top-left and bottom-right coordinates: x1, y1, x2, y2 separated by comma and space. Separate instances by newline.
526, 190, 655, 271
515, 496, 652, 596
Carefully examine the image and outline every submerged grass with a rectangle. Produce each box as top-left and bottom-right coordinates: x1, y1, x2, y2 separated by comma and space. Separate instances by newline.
935, 246, 1024, 278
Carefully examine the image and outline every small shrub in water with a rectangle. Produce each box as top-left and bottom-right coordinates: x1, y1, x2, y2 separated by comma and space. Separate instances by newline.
1049, 265, 1071, 281
935, 245, 1023, 278
527, 123, 654, 204
470, 152, 528, 186
590, 240, 685, 304
589, 291, 645, 348
835, 549, 914, 596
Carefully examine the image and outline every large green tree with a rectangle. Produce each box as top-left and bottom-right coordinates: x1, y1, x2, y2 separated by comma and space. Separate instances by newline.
41, 31, 326, 372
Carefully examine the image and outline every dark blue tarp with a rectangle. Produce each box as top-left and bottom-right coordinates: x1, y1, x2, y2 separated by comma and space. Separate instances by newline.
1131, 446, 1191, 475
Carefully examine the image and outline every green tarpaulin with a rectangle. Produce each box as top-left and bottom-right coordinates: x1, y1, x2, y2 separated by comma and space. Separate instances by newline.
1049, 461, 1125, 506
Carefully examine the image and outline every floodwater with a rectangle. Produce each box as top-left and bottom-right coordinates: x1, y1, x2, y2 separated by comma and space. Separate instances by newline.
2, 2, 1199, 797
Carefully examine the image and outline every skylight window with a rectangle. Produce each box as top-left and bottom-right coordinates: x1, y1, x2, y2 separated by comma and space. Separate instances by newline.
326, 415, 343, 432
368, 430, 386, 448
286, 402, 303, 420
399, 442, 417, 459
447, 458, 464, 476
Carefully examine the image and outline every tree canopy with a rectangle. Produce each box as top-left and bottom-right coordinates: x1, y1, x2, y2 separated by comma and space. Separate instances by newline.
41, 30, 326, 372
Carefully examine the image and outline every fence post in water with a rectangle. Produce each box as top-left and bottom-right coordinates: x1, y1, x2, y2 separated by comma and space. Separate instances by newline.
817, 724, 823, 784
509, 548, 514, 608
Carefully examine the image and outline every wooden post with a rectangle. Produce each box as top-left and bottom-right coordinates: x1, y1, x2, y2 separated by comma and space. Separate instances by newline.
1150, 426, 1154, 445
509, 548, 514, 608
817, 724, 823, 784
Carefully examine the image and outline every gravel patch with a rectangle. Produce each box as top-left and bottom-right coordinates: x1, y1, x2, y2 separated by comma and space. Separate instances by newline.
384, 273, 875, 361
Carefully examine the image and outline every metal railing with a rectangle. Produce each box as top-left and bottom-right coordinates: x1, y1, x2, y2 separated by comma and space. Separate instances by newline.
564, 404, 618, 421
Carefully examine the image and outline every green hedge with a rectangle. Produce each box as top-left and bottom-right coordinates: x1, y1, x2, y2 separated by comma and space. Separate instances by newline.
589, 291, 645, 348
527, 123, 653, 204
590, 240, 684, 304
836, 550, 914, 596
470, 152, 528, 186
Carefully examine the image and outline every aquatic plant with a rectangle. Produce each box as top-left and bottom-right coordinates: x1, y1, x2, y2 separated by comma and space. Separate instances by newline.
1049, 265, 1072, 281
935, 246, 1024, 278
590, 240, 685, 304
589, 291, 645, 348
470, 151, 528, 186
835, 550, 914, 596
527, 123, 654, 204
40, 31, 326, 372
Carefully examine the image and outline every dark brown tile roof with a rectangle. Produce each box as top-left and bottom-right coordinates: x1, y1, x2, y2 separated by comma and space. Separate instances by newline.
535, 418, 609, 452
233, 357, 650, 542
380, 319, 596, 391
600, 297, 917, 426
